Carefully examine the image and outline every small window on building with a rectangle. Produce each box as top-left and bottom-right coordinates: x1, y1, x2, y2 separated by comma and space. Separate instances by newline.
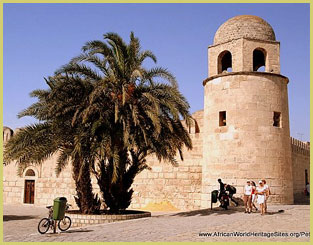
25, 169, 35, 176
273, 112, 281, 127
219, 111, 226, 126
253, 48, 266, 71
218, 51, 232, 74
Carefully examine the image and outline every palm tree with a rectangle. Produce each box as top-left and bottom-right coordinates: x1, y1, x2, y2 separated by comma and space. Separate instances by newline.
4, 75, 101, 214
55, 32, 193, 213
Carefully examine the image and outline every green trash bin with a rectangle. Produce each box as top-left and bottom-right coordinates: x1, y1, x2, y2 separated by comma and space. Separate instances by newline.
53, 197, 67, 220
211, 190, 219, 203
211, 190, 219, 210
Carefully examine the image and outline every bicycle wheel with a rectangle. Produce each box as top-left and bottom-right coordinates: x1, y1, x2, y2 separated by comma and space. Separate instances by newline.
58, 216, 71, 231
38, 218, 50, 234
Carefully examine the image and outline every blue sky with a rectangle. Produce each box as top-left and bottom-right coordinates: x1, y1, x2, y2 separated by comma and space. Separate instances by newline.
3, 3, 310, 141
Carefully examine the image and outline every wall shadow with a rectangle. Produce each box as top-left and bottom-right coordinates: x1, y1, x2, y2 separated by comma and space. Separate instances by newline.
171, 207, 288, 217
293, 196, 310, 205
3, 215, 38, 221
171, 207, 246, 217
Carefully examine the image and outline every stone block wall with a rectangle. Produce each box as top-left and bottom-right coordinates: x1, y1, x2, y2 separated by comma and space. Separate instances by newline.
129, 110, 204, 211
2, 110, 309, 211
129, 152, 203, 211
291, 137, 310, 201
3, 155, 101, 210
3, 110, 204, 211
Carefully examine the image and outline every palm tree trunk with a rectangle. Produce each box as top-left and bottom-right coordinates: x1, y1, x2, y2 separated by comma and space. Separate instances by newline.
72, 158, 100, 214
97, 150, 136, 213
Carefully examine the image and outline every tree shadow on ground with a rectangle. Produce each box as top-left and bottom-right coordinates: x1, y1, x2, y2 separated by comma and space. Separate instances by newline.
3, 215, 38, 221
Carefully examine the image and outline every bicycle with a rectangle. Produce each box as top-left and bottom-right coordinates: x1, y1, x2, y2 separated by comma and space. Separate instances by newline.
38, 203, 72, 234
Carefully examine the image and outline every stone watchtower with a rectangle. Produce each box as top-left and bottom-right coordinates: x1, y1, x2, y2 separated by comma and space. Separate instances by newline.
201, 15, 294, 207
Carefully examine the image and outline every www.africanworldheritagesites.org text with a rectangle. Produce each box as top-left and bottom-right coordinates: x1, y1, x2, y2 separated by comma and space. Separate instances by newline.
199, 231, 310, 238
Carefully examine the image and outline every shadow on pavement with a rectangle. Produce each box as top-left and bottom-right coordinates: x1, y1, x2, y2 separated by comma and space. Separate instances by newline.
171, 207, 288, 217
293, 200, 310, 205
62, 229, 94, 233
266, 210, 287, 215
3, 215, 38, 221
170, 207, 245, 217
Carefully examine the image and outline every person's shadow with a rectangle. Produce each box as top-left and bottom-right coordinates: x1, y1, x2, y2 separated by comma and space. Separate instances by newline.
265, 210, 286, 215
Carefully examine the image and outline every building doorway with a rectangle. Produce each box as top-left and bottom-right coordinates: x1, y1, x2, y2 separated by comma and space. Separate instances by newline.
24, 180, 35, 204
305, 169, 308, 185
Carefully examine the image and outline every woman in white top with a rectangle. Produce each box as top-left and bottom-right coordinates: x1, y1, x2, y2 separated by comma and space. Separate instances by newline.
250, 181, 258, 212
256, 180, 266, 215
243, 181, 252, 213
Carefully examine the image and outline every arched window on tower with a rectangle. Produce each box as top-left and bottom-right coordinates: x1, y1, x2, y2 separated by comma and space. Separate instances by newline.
253, 48, 266, 72
218, 51, 232, 74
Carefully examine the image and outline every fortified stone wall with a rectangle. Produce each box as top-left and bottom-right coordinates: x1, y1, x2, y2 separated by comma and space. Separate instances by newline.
2, 123, 310, 210
129, 110, 204, 211
3, 152, 102, 209
2, 110, 204, 211
291, 137, 310, 202
3, 158, 74, 206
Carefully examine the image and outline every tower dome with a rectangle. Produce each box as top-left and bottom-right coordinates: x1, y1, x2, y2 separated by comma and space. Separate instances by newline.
214, 15, 276, 45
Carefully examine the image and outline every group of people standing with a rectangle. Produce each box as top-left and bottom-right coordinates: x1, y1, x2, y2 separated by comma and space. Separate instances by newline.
244, 179, 270, 215
217, 178, 270, 215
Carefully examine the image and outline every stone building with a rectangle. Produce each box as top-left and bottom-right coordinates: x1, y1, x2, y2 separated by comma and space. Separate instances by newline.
3, 15, 310, 211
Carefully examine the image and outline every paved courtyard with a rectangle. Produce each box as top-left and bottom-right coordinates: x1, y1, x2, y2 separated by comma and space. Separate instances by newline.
3, 204, 310, 242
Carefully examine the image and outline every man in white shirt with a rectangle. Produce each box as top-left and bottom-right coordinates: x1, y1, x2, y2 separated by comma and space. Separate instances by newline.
243, 181, 252, 213
262, 179, 270, 213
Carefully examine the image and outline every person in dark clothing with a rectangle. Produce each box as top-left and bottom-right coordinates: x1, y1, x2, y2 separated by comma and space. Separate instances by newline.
218, 179, 225, 191
218, 179, 225, 201
306, 182, 310, 196
225, 184, 238, 206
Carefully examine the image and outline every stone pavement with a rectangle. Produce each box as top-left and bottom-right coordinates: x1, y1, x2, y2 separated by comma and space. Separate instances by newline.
3, 204, 310, 242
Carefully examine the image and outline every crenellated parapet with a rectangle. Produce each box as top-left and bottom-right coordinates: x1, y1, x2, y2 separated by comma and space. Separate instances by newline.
291, 137, 310, 156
